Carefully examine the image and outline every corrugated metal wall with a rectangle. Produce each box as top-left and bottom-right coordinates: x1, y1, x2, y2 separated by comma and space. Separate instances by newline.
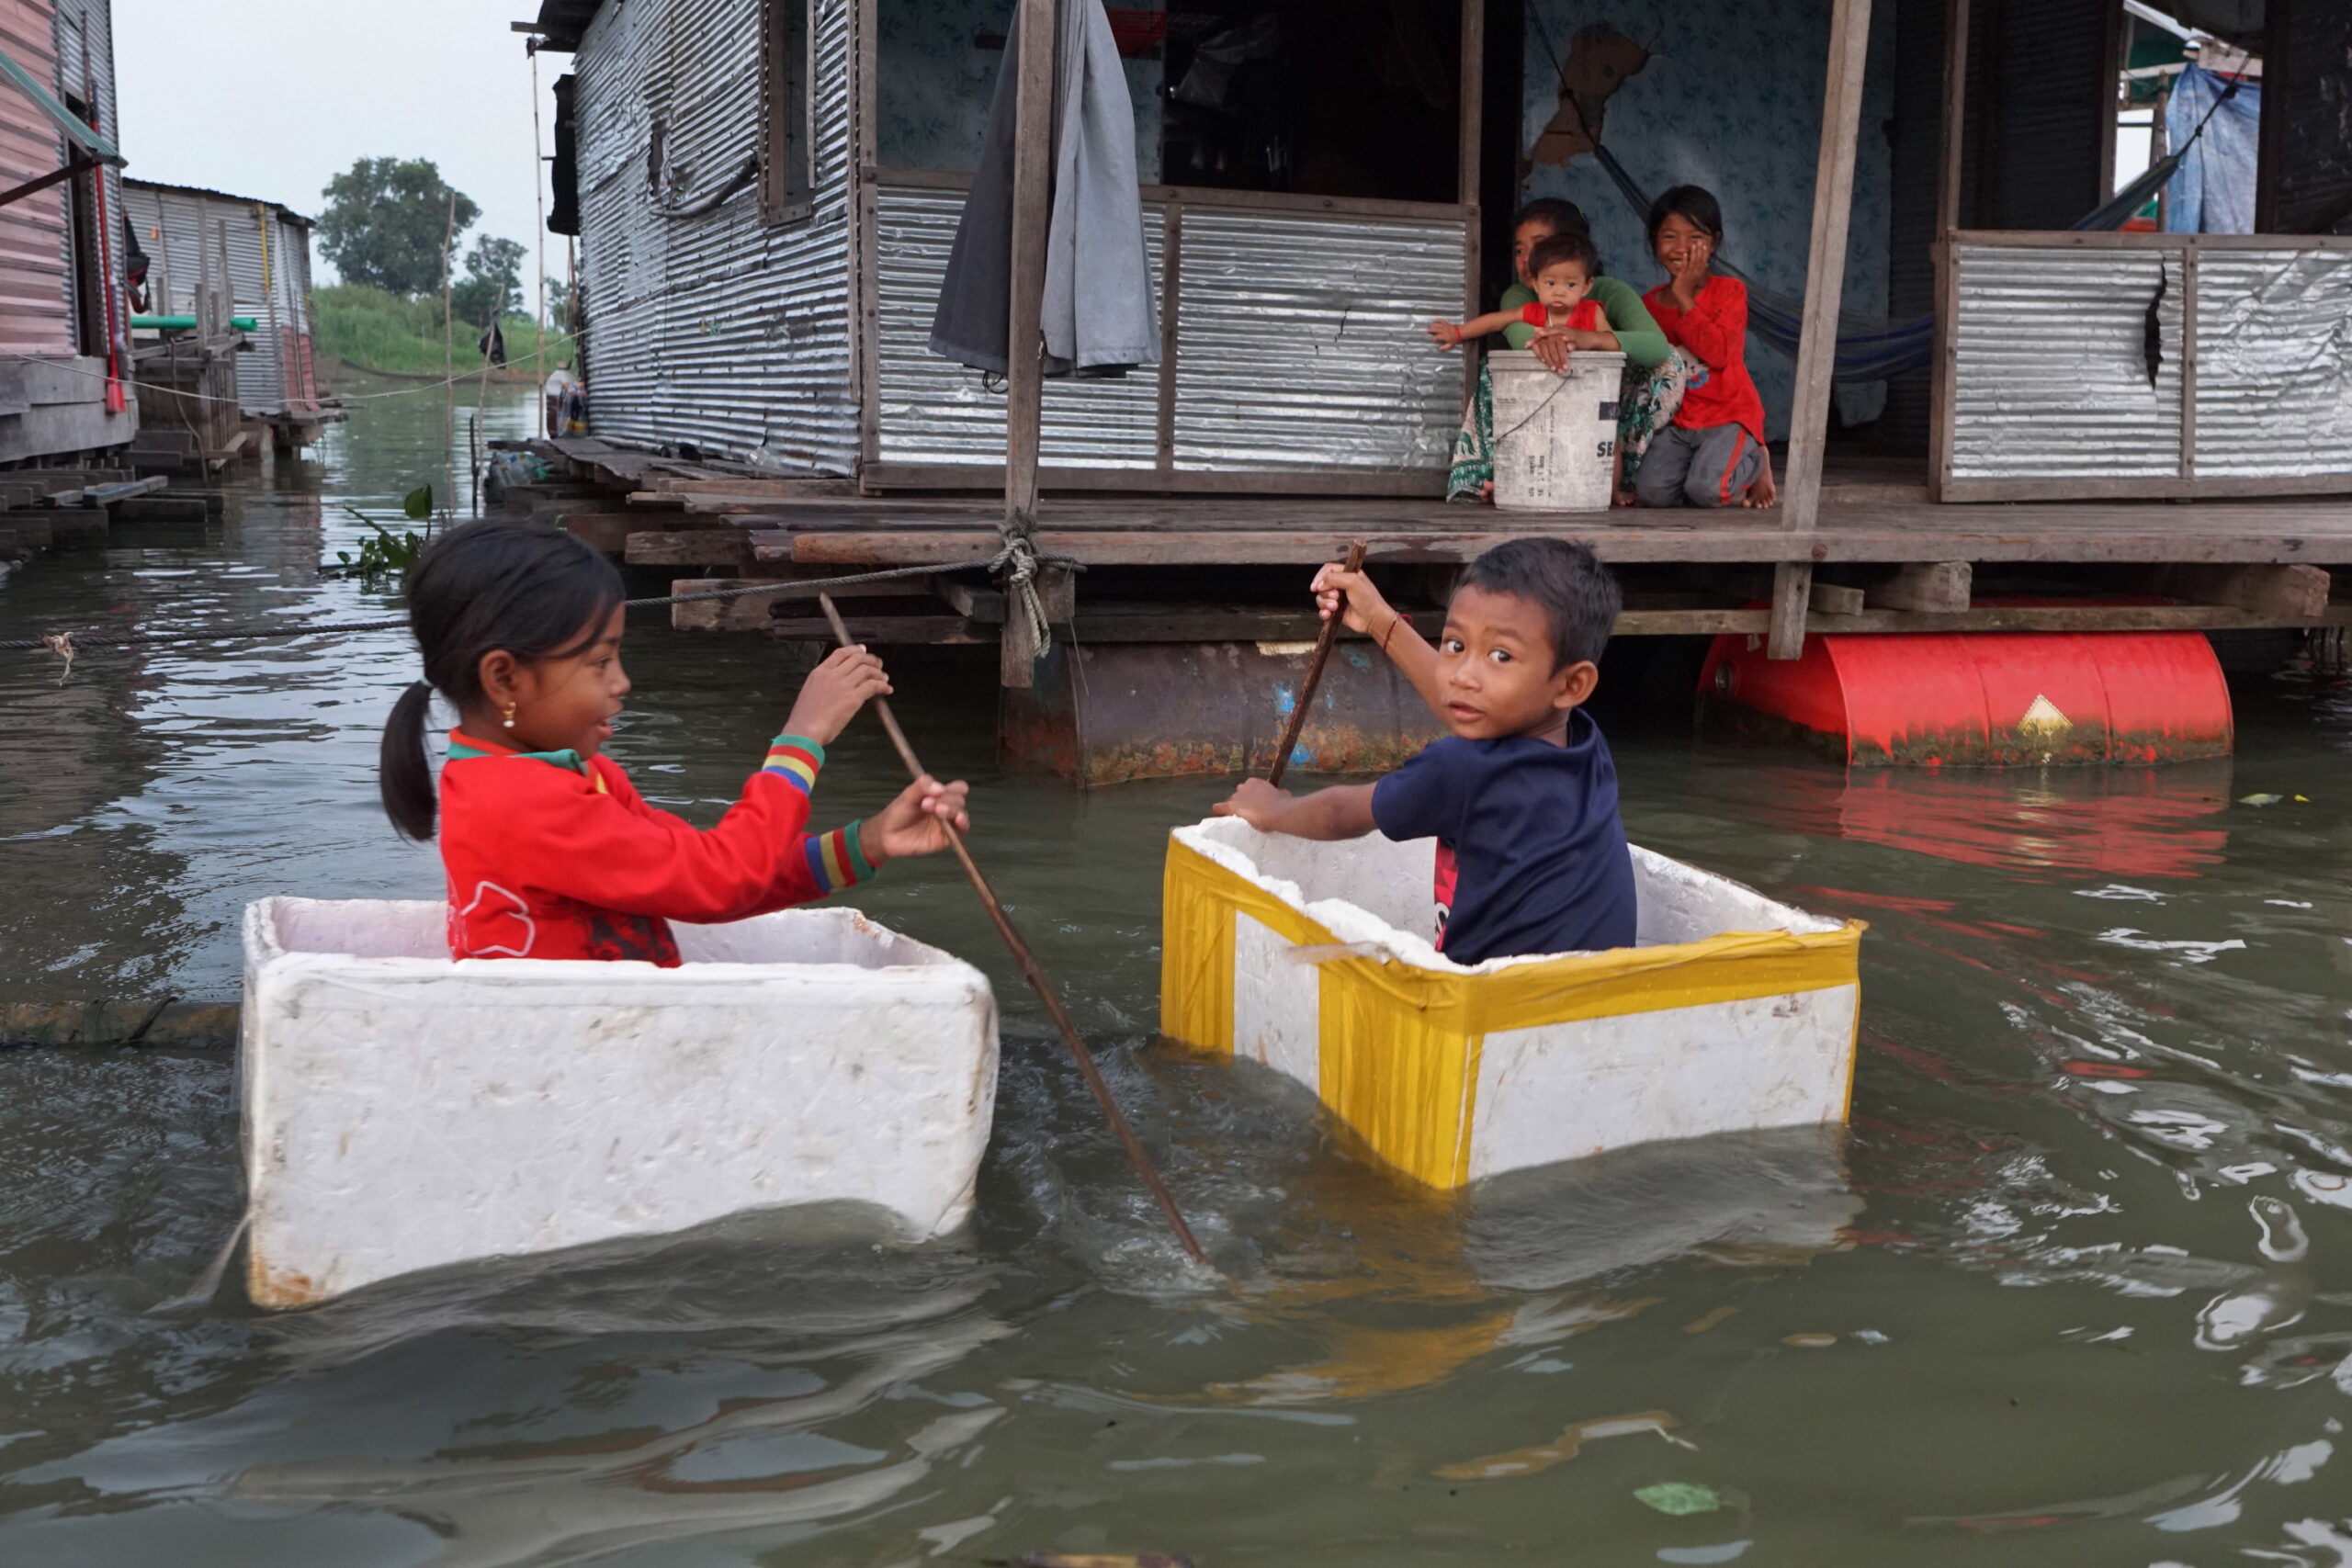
121, 182, 317, 415
874, 186, 1160, 468
51, 0, 120, 358
875, 186, 1464, 476
1948, 245, 2182, 481
0, 0, 69, 358
1966, 0, 2113, 232
572, 0, 859, 472
1948, 241, 2352, 488
2192, 251, 2352, 478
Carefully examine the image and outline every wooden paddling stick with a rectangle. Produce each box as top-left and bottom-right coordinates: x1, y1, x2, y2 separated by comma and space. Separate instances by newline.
816, 595, 1212, 1269
1265, 539, 1368, 789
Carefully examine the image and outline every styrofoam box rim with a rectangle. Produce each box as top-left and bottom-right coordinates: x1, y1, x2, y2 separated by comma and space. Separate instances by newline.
1170, 819, 1842, 978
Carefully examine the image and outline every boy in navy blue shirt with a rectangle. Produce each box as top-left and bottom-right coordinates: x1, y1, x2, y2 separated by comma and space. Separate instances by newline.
1214, 538, 1637, 964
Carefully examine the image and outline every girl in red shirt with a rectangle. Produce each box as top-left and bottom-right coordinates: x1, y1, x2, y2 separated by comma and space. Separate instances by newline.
379, 522, 968, 964
1634, 186, 1778, 510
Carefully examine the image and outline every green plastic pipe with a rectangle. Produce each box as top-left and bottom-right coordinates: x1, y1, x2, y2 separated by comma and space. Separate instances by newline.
133, 314, 260, 332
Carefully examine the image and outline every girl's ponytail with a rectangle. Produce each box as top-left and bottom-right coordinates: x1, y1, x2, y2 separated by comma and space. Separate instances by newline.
381, 680, 439, 840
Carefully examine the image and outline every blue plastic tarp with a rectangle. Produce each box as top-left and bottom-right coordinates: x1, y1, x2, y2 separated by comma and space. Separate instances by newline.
2164, 64, 2259, 234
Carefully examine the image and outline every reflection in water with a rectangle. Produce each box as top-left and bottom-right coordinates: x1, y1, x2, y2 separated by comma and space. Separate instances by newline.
5, 380, 2352, 1561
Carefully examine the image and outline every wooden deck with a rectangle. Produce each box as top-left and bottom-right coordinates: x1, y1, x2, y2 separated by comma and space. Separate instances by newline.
517, 439, 2352, 643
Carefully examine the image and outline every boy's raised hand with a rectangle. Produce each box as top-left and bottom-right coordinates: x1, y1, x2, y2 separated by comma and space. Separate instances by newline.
865, 773, 971, 865
785, 645, 891, 746
1311, 560, 1396, 637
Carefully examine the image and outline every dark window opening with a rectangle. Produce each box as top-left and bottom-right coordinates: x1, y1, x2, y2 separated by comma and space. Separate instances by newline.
1159, 0, 1462, 203
549, 73, 580, 236
761, 0, 814, 220
61, 90, 103, 357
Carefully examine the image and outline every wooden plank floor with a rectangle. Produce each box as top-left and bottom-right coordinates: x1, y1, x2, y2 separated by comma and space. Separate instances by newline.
686, 492, 2352, 569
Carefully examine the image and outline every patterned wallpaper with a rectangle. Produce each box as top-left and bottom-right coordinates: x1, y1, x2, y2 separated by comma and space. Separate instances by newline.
876, 0, 1164, 182
1519, 0, 1897, 435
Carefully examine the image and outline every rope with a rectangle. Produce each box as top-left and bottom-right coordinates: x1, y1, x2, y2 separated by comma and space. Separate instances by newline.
0, 556, 1085, 657
987, 530, 1055, 654
14, 338, 573, 411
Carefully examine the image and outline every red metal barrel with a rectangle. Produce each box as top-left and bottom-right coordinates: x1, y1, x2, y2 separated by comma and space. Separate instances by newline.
1699, 629, 2234, 765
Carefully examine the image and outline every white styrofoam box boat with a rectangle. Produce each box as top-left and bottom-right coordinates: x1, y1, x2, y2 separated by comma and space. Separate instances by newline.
1161, 818, 1863, 1189
240, 897, 998, 1308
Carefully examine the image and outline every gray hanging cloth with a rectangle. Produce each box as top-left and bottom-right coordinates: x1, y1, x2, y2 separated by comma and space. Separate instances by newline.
928, 0, 1159, 379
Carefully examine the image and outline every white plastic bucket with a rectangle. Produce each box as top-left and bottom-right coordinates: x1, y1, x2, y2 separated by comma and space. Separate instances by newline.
1487, 348, 1625, 511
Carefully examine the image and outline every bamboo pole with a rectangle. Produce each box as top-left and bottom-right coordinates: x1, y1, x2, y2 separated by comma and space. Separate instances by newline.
816, 593, 1212, 1269
1266, 539, 1367, 789
441, 190, 457, 520
530, 39, 548, 389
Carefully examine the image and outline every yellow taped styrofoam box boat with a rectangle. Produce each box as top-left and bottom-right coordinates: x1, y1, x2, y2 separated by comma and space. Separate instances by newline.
1160, 818, 1864, 1190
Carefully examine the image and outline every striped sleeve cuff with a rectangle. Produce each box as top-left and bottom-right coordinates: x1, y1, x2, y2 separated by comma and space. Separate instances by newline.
762, 733, 825, 795
803, 820, 876, 893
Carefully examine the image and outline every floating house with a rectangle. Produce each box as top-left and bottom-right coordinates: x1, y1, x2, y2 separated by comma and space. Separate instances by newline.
119, 179, 337, 459
518, 0, 2352, 783
0, 0, 137, 468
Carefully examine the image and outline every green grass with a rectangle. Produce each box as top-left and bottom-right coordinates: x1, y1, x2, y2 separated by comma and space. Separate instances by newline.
313, 283, 573, 380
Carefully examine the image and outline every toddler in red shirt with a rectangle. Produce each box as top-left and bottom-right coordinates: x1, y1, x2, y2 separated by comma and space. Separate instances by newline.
1427, 231, 1604, 350
379, 521, 969, 964
1634, 185, 1776, 510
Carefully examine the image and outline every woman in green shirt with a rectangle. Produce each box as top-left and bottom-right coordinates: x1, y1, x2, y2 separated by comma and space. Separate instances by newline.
1446, 197, 1693, 504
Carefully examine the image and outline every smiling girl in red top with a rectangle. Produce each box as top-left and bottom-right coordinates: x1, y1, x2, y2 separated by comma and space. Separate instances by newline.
1634, 185, 1777, 510
379, 522, 968, 964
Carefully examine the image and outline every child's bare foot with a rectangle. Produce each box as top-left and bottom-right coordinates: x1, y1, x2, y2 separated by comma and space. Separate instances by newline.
1612, 489, 1640, 507
1479, 480, 1495, 503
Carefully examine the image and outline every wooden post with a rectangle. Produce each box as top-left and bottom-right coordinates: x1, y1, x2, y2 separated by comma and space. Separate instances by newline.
1000, 0, 1058, 689
1770, 0, 1875, 660
1927, 0, 1969, 503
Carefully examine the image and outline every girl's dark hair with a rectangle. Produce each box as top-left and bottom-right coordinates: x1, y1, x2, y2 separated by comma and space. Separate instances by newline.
1646, 184, 1725, 247
1527, 231, 1600, 282
380, 521, 626, 840
1456, 537, 1622, 671
1511, 197, 1589, 238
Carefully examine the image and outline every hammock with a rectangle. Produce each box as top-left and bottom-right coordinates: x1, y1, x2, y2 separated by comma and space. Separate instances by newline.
1589, 144, 2191, 384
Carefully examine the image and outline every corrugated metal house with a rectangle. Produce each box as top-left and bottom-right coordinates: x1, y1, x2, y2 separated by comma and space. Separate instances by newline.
120, 179, 333, 449
534, 0, 1479, 495
0, 0, 136, 466
530, 0, 2352, 504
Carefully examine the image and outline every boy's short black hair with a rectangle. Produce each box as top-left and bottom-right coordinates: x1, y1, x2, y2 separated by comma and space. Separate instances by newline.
1455, 538, 1622, 670
1526, 231, 1600, 284
1511, 197, 1590, 237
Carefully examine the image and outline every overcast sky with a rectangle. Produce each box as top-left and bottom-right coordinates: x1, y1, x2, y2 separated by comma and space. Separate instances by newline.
114, 0, 561, 298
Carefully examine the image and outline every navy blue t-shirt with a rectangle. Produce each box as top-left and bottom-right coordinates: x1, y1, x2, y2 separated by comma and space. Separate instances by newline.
1369, 712, 1638, 964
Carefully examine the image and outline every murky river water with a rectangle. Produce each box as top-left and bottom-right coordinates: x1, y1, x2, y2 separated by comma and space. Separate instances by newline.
5, 380, 2352, 1565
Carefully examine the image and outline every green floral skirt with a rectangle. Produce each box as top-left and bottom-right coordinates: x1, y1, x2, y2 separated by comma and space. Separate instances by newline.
1446, 349, 1695, 504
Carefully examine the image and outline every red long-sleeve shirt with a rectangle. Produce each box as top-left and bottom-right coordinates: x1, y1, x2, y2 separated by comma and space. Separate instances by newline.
1518, 299, 1603, 333
437, 729, 870, 964
1643, 276, 1765, 442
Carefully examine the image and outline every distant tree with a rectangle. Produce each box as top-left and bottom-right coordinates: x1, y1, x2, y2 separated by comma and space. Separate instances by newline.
544, 274, 578, 331
316, 158, 480, 297
451, 236, 527, 325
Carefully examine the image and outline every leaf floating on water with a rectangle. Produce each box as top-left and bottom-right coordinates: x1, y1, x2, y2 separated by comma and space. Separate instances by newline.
1434, 1410, 1679, 1481
1683, 1306, 1739, 1335
1635, 1481, 1726, 1517
1781, 1333, 1838, 1348
2238, 793, 2284, 807
1013, 1557, 1195, 1568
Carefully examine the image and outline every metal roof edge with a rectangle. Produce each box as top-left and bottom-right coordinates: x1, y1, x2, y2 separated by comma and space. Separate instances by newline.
120, 176, 313, 226
525, 0, 603, 51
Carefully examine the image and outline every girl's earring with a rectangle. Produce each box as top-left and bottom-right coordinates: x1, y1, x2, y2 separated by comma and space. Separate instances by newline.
501, 702, 517, 729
